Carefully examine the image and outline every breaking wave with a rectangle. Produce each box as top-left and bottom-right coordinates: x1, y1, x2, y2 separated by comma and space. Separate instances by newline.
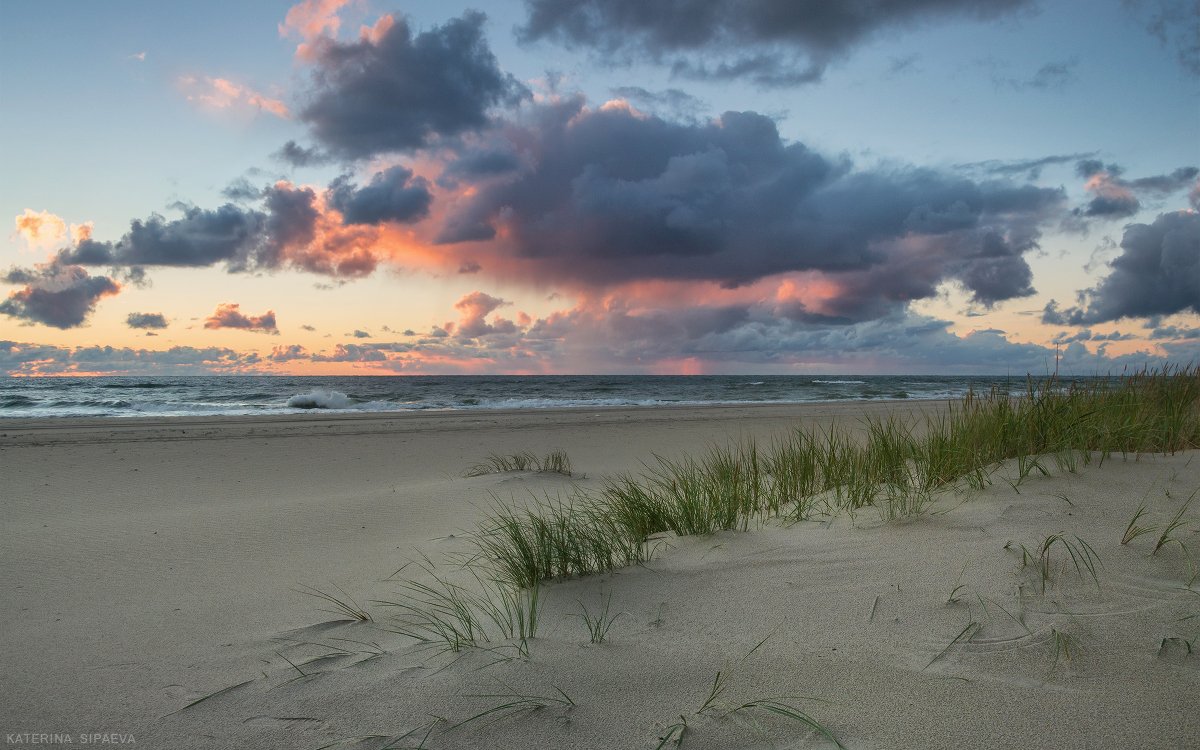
286, 390, 355, 409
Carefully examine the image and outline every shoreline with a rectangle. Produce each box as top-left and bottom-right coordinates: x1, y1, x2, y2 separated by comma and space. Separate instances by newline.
0, 398, 941, 443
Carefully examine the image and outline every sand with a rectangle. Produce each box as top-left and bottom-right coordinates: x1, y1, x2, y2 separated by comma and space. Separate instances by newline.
1, 402, 1197, 749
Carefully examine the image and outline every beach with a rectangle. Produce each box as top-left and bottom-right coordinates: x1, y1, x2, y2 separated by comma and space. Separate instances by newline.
2, 401, 1197, 749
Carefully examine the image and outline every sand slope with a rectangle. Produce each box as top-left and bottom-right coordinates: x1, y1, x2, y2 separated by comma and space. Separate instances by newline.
1, 405, 1197, 749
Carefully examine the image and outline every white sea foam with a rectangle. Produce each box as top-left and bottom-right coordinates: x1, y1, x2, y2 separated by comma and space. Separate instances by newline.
286, 389, 355, 409
812, 380, 866, 384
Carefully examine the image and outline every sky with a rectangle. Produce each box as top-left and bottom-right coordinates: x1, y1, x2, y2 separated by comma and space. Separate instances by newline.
0, 0, 1197, 376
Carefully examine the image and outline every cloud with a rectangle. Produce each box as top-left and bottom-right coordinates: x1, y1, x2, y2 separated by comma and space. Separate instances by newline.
1043, 211, 1199, 325
59, 203, 268, 268
609, 86, 706, 118
273, 140, 329, 167
179, 75, 289, 119
453, 291, 515, 338
1001, 58, 1079, 91
518, 0, 1032, 87
0, 340, 262, 376
54, 177, 425, 280
203, 303, 279, 334
351, 329, 371, 338
1125, 0, 1200, 76
1149, 325, 1200, 340
279, 0, 352, 58
1074, 160, 1198, 218
268, 344, 310, 361
436, 99, 1063, 315
13, 209, 68, 249
0, 263, 120, 328
126, 312, 169, 329
298, 11, 527, 159
436, 149, 522, 188
260, 182, 321, 267
221, 178, 263, 202
1051, 328, 1133, 344
328, 166, 433, 225
957, 153, 1097, 181
230, 288, 1197, 375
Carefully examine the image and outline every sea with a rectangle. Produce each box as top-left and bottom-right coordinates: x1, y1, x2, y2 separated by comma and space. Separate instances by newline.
0, 374, 1075, 420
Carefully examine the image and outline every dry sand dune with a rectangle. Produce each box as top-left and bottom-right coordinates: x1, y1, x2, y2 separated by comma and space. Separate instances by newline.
1, 403, 1197, 749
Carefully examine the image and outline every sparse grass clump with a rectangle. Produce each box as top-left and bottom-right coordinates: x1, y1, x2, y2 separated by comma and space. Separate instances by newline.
465, 449, 573, 477
1153, 498, 1193, 556
577, 592, 623, 644
376, 560, 541, 656
296, 584, 373, 622
1049, 627, 1079, 674
1007, 533, 1102, 594
1122, 504, 1158, 545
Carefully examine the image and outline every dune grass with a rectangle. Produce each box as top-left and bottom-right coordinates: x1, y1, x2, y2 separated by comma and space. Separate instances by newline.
379, 366, 1197, 660
295, 584, 373, 622
469, 366, 1199, 589
1153, 497, 1193, 556
1008, 533, 1102, 594
577, 591, 623, 644
375, 560, 541, 656
465, 449, 574, 477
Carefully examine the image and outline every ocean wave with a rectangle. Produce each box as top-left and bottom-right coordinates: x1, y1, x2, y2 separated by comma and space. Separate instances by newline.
812, 380, 866, 385
287, 390, 355, 409
99, 382, 172, 389
1, 395, 38, 408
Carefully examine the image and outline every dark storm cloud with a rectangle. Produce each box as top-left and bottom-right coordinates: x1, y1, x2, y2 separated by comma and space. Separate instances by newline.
328, 166, 433, 225
1081, 193, 1141, 218
518, 0, 1032, 86
53, 183, 326, 275
260, 183, 320, 266
126, 312, 168, 329
438, 99, 1064, 316
957, 152, 1097, 181
273, 140, 330, 167
1149, 325, 1200, 340
1042, 211, 1200, 325
203, 303, 279, 334
0, 263, 120, 329
57, 204, 268, 268
437, 149, 522, 188
1128, 167, 1200, 195
299, 11, 527, 159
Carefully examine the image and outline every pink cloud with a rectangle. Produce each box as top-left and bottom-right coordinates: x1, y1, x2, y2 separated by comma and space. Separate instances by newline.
203, 303, 279, 334
13, 209, 68, 248
179, 75, 290, 119
279, 0, 353, 59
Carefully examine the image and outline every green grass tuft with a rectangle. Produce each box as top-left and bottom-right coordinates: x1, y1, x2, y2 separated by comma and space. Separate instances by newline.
465, 449, 573, 477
